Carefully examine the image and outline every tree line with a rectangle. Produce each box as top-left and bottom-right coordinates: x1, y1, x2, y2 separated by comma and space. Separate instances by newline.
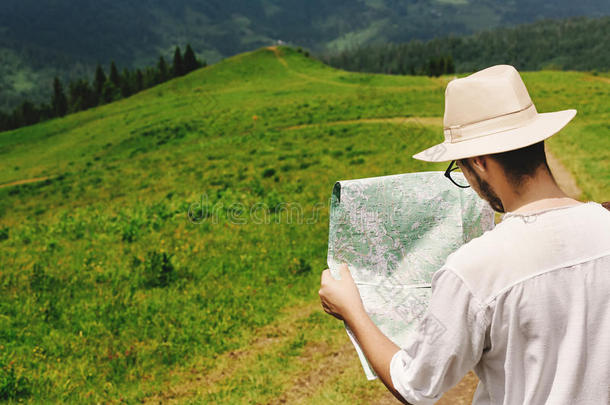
0, 45, 205, 132
320, 17, 610, 77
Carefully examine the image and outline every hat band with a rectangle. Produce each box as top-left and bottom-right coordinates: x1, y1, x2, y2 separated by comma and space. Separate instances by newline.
443, 103, 538, 143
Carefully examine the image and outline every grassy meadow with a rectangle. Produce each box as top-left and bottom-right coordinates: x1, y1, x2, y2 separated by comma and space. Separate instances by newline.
0, 46, 608, 403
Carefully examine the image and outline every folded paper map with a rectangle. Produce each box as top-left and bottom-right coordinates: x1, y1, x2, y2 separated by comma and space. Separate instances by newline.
326, 171, 495, 379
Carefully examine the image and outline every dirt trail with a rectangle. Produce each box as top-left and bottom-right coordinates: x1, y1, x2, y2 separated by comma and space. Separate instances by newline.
545, 150, 582, 199
284, 116, 443, 130
268, 340, 373, 405
585, 75, 610, 84
0, 176, 50, 189
267, 46, 288, 67
266, 46, 438, 90
285, 116, 582, 200
266, 46, 361, 88
142, 301, 323, 404
144, 298, 478, 404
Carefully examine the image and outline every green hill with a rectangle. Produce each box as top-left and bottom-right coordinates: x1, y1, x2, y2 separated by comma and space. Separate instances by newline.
0, 47, 608, 403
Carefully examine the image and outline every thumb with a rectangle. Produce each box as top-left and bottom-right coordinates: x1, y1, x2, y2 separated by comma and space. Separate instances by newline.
339, 263, 352, 279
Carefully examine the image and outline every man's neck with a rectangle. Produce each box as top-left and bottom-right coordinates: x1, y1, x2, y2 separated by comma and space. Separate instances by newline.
499, 170, 581, 214
509, 197, 583, 214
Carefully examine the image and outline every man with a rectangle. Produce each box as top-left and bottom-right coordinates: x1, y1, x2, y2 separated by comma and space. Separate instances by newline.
319, 65, 610, 404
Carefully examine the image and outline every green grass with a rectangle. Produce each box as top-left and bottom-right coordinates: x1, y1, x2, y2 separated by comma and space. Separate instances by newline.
522, 72, 610, 201
0, 46, 608, 403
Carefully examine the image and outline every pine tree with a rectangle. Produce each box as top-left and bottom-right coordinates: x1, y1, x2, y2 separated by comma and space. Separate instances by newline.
16, 101, 40, 127
102, 81, 120, 103
94, 64, 107, 97
157, 56, 169, 83
172, 46, 184, 77
120, 68, 132, 98
68, 79, 96, 112
52, 77, 68, 117
183, 44, 200, 73
145, 67, 157, 88
38, 103, 54, 122
0, 111, 8, 132
109, 61, 121, 88
68, 79, 82, 112
135, 69, 144, 92
444, 55, 456, 74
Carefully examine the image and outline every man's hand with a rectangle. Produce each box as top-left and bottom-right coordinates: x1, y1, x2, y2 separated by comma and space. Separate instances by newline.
319, 263, 409, 404
319, 263, 366, 322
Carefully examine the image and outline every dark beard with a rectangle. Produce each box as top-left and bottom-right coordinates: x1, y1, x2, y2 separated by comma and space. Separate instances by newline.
468, 164, 505, 213
478, 177, 505, 213
459, 158, 505, 213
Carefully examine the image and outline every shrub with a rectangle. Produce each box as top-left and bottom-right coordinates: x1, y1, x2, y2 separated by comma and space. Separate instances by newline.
262, 168, 276, 178
0, 226, 8, 242
142, 251, 176, 288
121, 221, 140, 242
265, 190, 283, 214
249, 179, 265, 197
30, 263, 59, 294
288, 257, 312, 276
0, 356, 30, 400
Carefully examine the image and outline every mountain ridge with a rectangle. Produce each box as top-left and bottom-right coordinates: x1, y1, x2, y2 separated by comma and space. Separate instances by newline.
1, 0, 609, 110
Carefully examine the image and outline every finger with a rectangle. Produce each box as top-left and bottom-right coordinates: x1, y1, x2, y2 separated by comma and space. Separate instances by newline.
339, 263, 352, 279
321, 268, 329, 284
321, 303, 343, 321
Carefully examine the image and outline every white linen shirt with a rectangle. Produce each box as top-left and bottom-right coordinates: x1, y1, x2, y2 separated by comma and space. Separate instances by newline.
390, 201, 610, 404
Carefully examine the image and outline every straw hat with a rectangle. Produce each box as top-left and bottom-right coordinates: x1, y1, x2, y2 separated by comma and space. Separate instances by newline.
413, 65, 576, 162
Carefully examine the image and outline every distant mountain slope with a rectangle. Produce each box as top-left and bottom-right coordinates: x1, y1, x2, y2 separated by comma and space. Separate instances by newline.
322, 17, 610, 74
2, 0, 609, 63
1, 0, 609, 110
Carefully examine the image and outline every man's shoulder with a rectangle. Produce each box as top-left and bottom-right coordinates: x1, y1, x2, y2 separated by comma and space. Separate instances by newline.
444, 222, 506, 276
444, 202, 610, 300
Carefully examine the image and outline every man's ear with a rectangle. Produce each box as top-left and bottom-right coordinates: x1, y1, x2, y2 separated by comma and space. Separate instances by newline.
470, 156, 488, 173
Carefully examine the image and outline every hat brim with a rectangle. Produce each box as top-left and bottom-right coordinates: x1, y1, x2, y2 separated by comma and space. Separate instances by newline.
412, 109, 577, 162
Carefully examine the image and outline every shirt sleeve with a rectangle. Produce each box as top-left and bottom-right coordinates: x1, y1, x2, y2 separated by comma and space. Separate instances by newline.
390, 268, 488, 404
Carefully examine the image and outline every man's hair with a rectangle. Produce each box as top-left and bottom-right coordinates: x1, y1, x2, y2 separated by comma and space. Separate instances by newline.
460, 141, 552, 188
